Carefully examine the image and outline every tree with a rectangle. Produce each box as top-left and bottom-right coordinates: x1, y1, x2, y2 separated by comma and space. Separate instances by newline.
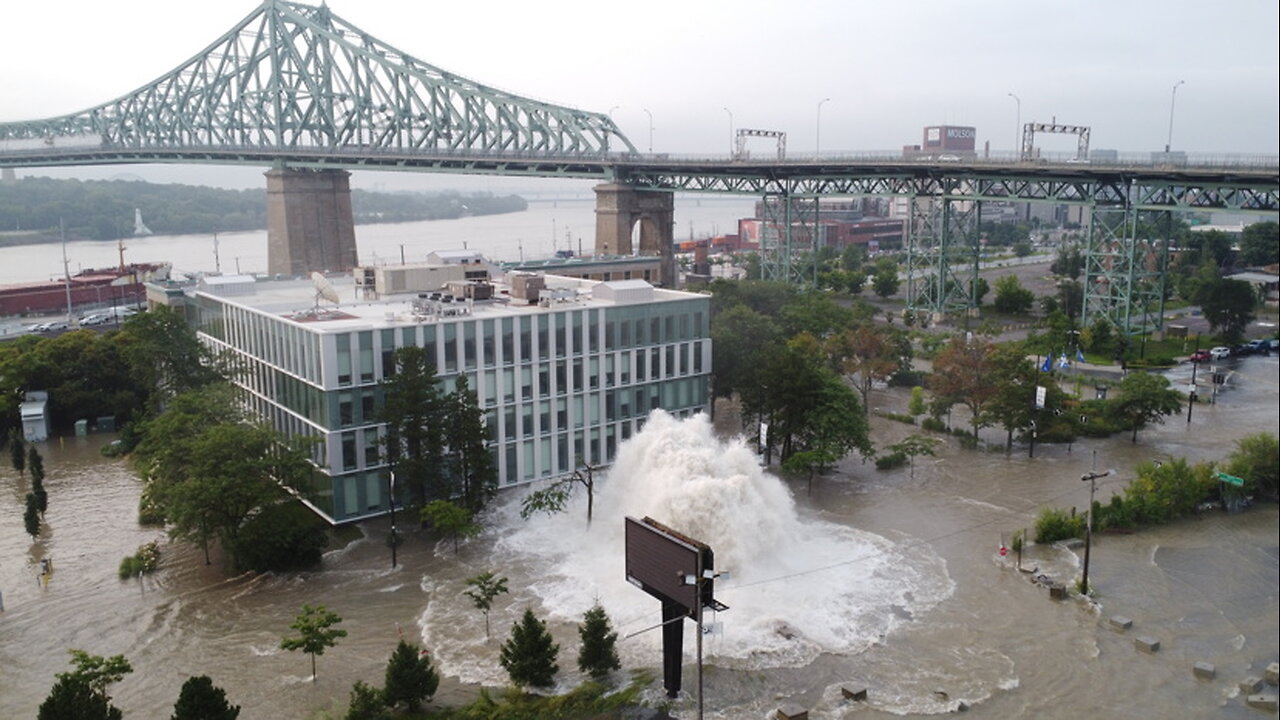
465, 571, 509, 640
280, 604, 347, 680
888, 435, 940, 479
908, 386, 927, 424
500, 609, 560, 690
577, 604, 621, 681
825, 325, 905, 415
10, 427, 25, 474
421, 499, 481, 552
928, 336, 1000, 439
519, 462, 600, 525
378, 346, 447, 506
992, 274, 1035, 315
1051, 246, 1084, 280
782, 448, 838, 495
1195, 277, 1257, 343
172, 675, 240, 720
1222, 432, 1279, 501
752, 336, 869, 463
25, 492, 41, 538
872, 261, 901, 298
114, 307, 227, 413
1239, 221, 1279, 267
38, 677, 122, 720
709, 303, 781, 404
1112, 372, 1183, 443
444, 374, 497, 512
345, 681, 390, 720
382, 640, 439, 711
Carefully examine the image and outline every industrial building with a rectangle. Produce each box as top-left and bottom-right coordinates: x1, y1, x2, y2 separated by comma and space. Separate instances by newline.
153, 262, 712, 524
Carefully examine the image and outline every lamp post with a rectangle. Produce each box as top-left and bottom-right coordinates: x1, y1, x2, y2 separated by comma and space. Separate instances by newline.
1165, 80, 1185, 153
387, 471, 398, 569
608, 105, 620, 118
1079, 468, 1112, 595
1007, 92, 1021, 158
642, 108, 653, 154
723, 107, 734, 157
815, 97, 830, 159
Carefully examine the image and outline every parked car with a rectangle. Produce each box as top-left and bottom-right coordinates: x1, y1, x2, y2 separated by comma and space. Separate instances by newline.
1209, 346, 1232, 360
35, 321, 68, 333
1232, 344, 1254, 357
1189, 349, 1212, 363
1246, 339, 1270, 355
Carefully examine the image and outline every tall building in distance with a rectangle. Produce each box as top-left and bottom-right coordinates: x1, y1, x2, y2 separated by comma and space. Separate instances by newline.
151, 261, 712, 524
902, 125, 980, 161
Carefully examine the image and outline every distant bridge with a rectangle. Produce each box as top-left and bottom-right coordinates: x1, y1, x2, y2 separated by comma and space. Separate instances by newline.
2, 0, 1277, 332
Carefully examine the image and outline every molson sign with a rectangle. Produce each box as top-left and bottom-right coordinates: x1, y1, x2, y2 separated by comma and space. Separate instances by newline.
923, 125, 977, 151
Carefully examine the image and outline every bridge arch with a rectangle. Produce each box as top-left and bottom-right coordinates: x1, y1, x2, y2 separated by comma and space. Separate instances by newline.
593, 183, 675, 286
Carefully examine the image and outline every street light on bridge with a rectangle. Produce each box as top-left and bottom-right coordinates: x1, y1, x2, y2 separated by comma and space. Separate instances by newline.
1165, 80, 1186, 153
815, 97, 830, 159
723, 107, 734, 157
642, 108, 654, 154
1007, 92, 1021, 158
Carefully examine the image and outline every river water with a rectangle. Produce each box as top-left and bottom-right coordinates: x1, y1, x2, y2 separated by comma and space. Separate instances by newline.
0, 198, 1277, 718
2, 352, 1275, 718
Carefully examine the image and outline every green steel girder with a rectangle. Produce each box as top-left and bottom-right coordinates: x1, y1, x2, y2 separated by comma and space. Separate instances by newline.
1081, 191, 1171, 337
0, 0, 633, 157
758, 193, 821, 285
905, 198, 981, 318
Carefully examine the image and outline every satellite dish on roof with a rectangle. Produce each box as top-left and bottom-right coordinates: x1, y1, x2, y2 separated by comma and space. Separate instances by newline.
312, 271, 340, 306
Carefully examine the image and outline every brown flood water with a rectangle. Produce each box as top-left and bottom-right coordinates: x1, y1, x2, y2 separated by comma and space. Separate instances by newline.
1, 353, 1276, 719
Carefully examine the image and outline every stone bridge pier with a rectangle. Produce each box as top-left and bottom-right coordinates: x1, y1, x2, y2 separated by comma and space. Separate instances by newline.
266, 168, 359, 277
593, 183, 675, 286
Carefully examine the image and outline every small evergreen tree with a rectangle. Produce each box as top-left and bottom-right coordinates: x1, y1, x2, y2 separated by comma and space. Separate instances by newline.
382, 640, 439, 711
28, 444, 44, 482
464, 571, 509, 639
345, 681, 390, 720
576, 604, 621, 681
24, 492, 41, 538
172, 675, 240, 720
38, 676, 122, 720
10, 428, 26, 475
499, 608, 560, 690
280, 604, 347, 680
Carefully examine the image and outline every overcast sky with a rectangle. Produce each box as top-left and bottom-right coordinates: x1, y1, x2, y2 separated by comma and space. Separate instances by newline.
1, 0, 1276, 192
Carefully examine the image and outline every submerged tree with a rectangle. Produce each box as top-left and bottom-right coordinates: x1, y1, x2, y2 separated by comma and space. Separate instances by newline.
280, 604, 347, 680
382, 639, 439, 712
420, 499, 480, 552
378, 346, 446, 506
172, 675, 241, 720
500, 609, 560, 690
464, 571, 509, 640
38, 650, 132, 720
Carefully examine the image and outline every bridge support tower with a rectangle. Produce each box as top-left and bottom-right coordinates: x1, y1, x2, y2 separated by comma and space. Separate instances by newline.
1081, 194, 1171, 347
594, 183, 675, 286
905, 197, 981, 323
266, 168, 359, 277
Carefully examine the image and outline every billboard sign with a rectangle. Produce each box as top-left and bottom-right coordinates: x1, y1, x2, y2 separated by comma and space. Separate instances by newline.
625, 516, 715, 619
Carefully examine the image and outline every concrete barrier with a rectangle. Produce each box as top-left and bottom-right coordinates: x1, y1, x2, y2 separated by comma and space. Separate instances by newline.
1266, 662, 1279, 685
1246, 694, 1278, 711
1109, 616, 1132, 631
1240, 677, 1263, 694
1193, 662, 1215, 679
1049, 583, 1068, 600
775, 703, 808, 720
841, 686, 868, 701
1135, 636, 1160, 654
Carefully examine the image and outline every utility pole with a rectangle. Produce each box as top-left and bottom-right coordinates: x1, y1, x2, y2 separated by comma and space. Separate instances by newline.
1187, 334, 1199, 423
388, 471, 398, 569
1080, 467, 1112, 595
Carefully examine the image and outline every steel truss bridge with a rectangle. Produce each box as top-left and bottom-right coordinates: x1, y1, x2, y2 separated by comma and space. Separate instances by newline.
2, 0, 1277, 335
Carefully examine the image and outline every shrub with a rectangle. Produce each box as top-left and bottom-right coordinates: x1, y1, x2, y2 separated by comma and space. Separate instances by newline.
875, 452, 908, 470
230, 502, 328, 572
921, 417, 948, 433
1034, 506, 1086, 544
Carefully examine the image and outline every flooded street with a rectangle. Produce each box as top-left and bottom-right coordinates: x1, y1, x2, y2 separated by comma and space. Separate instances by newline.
1, 354, 1276, 719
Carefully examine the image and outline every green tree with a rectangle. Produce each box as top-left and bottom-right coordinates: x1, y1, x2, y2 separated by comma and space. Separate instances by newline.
519, 462, 601, 525
872, 262, 901, 298
114, 307, 227, 414
908, 386, 927, 423
379, 346, 447, 506
709, 304, 781, 404
577, 604, 621, 681
382, 640, 439, 711
825, 325, 905, 415
25, 492, 41, 538
1113, 372, 1183, 443
1222, 432, 1279, 500
1195, 277, 1257, 343
992, 274, 1035, 315
1051, 246, 1084, 280
38, 676, 122, 720
30, 444, 48, 514
10, 427, 25, 474
465, 571, 510, 640
345, 681, 390, 720
782, 448, 837, 496
752, 335, 869, 463
1239, 221, 1279, 267
887, 434, 940, 479
280, 604, 347, 680
421, 499, 481, 552
444, 374, 497, 512
171, 675, 240, 720
500, 609, 560, 690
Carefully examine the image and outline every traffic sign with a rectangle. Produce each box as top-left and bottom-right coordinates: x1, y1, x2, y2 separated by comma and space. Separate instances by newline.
1216, 472, 1245, 487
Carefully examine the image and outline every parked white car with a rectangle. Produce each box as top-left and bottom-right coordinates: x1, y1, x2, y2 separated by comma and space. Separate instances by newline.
1209, 346, 1232, 360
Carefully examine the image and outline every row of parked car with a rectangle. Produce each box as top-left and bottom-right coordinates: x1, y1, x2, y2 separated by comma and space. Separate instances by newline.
24, 307, 138, 334
1189, 338, 1277, 363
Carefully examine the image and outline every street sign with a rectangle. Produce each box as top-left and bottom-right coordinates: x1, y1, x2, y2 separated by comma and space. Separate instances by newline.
1035, 386, 1046, 409
1216, 472, 1245, 487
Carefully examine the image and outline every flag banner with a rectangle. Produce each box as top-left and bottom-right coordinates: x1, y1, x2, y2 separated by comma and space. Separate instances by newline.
1040, 355, 1052, 372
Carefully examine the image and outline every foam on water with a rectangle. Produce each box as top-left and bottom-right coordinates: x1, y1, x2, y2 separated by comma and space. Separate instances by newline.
424, 411, 954, 679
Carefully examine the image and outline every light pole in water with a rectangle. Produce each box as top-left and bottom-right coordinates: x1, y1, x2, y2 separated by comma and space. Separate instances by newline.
387, 471, 398, 569
1079, 468, 1112, 594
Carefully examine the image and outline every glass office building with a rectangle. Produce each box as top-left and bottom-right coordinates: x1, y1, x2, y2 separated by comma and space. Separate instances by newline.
177, 272, 711, 524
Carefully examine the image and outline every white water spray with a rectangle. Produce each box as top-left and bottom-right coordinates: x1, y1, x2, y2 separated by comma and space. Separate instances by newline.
422, 411, 953, 682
